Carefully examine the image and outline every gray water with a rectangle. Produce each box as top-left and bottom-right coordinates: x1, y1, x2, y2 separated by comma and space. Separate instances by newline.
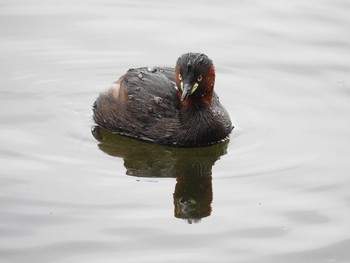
1, 0, 350, 262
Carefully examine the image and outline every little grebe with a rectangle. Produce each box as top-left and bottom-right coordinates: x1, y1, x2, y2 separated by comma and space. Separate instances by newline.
93, 53, 233, 147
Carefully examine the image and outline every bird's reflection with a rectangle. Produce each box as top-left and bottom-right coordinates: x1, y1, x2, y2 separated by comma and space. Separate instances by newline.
92, 126, 229, 224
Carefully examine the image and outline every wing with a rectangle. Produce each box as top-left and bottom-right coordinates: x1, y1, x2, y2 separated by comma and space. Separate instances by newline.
93, 67, 180, 143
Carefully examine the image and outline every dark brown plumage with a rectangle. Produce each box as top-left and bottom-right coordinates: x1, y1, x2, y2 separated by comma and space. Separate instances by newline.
93, 53, 233, 147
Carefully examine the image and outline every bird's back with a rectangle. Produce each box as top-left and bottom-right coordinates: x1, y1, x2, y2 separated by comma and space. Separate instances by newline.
93, 67, 181, 143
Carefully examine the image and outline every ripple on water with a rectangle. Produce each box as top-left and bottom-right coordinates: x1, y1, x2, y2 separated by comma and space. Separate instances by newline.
283, 210, 331, 225
1, 0, 350, 262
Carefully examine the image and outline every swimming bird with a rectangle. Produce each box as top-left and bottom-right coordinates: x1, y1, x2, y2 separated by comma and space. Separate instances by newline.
93, 52, 232, 147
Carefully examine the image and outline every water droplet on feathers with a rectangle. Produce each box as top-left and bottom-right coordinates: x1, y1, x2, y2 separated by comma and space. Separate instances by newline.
153, 97, 163, 105
147, 67, 156, 73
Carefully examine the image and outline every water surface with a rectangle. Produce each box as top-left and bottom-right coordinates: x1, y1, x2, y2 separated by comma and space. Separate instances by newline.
1, 0, 350, 262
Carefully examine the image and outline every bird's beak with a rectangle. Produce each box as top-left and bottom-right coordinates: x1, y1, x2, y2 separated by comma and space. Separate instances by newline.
181, 83, 192, 102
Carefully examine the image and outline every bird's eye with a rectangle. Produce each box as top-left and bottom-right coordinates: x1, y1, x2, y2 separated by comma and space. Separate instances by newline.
197, 75, 203, 82
178, 74, 182, 81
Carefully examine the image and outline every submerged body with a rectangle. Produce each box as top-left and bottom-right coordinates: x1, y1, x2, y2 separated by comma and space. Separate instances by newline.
93, 53, 232, 147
